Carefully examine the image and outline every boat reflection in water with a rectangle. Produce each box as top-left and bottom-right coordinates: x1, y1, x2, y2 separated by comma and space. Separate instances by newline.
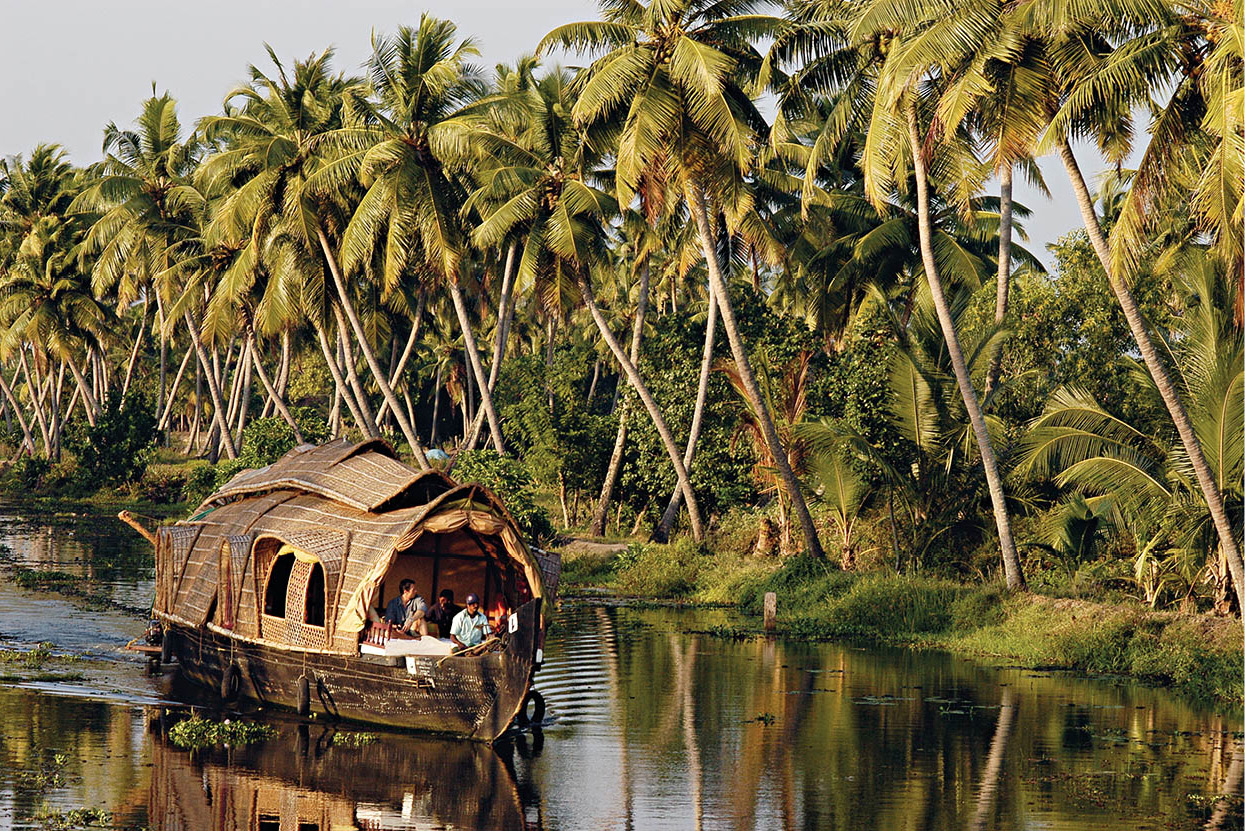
147, 709, 527, 830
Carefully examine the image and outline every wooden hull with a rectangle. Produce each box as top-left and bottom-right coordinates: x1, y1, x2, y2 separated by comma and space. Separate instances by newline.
161, 597, 540, 742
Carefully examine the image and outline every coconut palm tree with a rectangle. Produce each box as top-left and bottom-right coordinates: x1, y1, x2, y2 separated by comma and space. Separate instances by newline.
540, 0, 824, 557
71, 91, 204, 404
1018, 255, 1242, 610
312, 17, 501, 457
459, 57, 707, 539
197, 47, 430, 464
1029, 0, 1245, 605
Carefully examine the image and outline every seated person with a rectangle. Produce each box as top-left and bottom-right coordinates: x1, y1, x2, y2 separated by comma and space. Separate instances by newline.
384, 579, 429, 638
426, 589, 462, 638
449, 593, 492, 650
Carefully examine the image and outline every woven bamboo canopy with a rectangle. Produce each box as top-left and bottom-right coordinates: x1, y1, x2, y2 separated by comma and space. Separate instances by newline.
152, 439, 549, 654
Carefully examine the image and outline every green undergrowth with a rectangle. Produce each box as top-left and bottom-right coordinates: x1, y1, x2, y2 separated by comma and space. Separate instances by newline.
557, 544, 1244, 707
167, 713, 277, 749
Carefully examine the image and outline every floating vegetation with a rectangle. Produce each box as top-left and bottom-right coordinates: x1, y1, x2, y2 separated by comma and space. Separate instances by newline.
330, 731, 379, 747
168, 713, 277, 749
853, 695, 915, 706
30, 808, 113, 830
746, 712, 777, 725
17, 752, 69, 790
688, 624, 754, 641
0, 644, 53, 667
14, 569, 80, 592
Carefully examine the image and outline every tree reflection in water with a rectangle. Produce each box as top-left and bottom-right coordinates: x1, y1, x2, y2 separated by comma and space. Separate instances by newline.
0, 602, 1240, 830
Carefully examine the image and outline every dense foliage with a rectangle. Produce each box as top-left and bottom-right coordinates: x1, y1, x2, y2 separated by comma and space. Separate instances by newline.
0, 0, 1238, 615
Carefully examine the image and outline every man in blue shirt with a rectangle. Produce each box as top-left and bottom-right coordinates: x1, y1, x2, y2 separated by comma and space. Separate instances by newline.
449, 593, 491, 649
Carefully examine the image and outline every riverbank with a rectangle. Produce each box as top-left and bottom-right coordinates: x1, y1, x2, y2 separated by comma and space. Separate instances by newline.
559, 541, 1245, 708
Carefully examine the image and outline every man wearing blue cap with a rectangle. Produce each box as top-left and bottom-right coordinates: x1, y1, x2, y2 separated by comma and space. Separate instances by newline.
449, 592, 492, 649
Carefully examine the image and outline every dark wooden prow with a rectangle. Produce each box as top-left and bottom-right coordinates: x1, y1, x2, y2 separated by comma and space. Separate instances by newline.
118, 510, 157, 545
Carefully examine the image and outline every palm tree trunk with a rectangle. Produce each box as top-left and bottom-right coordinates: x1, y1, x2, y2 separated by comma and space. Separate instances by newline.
21, 350, 51, 455
1057, 136, 1244, 607
249, 333, 304, 443
64, 353, 99, 427
448, 280, 505, 455
375, 292, 426, 425
233, 337, 255, 448
0, 363, 35, 454
50, 363, 65, 461
905, 100, 1021, 588
466, 243, 519, 450
686, 182, 825, 560
985, 164, 1013, 396
328, 313, 375, 438
577, 269, 704, 541
654, 278, 718, 542
591, 261, 650, 537
332, 308, 380, 436
183, 310, 238, 460
158, 345, 195, 431
315, 324, 372, 439
317, 227, 430, 469
586, 358, 602, 407
430, 363, 443, 446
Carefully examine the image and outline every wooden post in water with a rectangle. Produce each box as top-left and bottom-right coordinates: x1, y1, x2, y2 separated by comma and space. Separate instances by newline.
763, 592, 777, 632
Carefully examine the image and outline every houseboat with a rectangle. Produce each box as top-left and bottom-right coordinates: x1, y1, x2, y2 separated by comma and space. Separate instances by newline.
122, 438, 559, 741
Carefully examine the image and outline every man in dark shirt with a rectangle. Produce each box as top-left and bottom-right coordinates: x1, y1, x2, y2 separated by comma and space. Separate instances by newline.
384, 579, 426, 636
426, 589, 461, 638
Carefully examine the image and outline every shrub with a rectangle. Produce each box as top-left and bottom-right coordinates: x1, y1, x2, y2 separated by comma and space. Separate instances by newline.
184, 462, 217, 507
453, 450, 554, 543
614, 538, 709, 598
135, 464, 190, 504
65, 391, 157, 485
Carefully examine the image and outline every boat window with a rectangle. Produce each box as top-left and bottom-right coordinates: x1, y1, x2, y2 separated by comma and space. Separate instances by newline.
264, 552, 295, 618
305, 562, 326, 627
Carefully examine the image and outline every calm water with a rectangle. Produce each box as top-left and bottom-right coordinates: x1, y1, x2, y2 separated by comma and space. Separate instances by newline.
0, 508, 1241, 830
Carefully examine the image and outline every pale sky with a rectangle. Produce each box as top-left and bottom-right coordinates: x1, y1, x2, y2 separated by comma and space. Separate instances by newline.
1, 0, 1127, 270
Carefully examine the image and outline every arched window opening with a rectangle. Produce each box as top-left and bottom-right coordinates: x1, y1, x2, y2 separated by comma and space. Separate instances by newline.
264, 552, 295, 618
305, 562, 326, 627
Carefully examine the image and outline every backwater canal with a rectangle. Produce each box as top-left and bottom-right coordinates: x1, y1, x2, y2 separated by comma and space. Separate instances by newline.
0, 507, 1240, 830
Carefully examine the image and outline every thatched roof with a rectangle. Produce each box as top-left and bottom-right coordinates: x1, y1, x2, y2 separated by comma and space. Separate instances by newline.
157, 439, 552, 652
201, 438, 454, 513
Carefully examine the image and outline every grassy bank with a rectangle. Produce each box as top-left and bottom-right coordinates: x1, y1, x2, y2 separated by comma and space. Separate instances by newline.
560, 541, 1244, 708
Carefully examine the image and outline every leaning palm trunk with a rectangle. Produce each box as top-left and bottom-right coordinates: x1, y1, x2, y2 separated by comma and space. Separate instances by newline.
577, 268, 704, 541
985, 163, 1013, 396
121, 300, 149, 400
317, 228, 430, 469
0, 364, 35, 453
591, 261, 650, 537
686, 183, 826, 560
314, 324, 373, 440
182, 310, 238, 460
64, 353, 99, 427
158, 345, 196, 431
1057, 136, 1245, 607
21, 350, 52, 455
654, 279, 718, 543
448, 280, 505, 455
466, 242, 519, 450
904, 102, 1023, 588
332, 306, 381, 437
374, 293, 426, 425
